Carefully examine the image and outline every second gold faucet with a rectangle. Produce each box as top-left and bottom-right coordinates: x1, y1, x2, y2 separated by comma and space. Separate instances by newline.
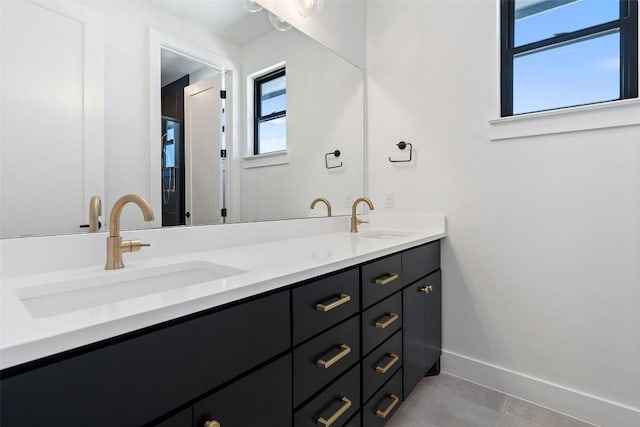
351, 197, 374, 233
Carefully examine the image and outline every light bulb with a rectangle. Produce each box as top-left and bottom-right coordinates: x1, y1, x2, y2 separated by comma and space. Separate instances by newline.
268, 12, 292, 31
297, 0, 324, 17
242, 0, 263, 13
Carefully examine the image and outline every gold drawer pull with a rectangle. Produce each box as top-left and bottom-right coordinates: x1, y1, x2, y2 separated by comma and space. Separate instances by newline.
316, 293, 351, 312
375, 393, 400, 419
375, 352, 400, 374
204, 421, 220, 427
419, 285, 434, 294
317, 344, 351, 368
375, 312, 399, 329
374, 272, 399, 285
317, 396, 352, 427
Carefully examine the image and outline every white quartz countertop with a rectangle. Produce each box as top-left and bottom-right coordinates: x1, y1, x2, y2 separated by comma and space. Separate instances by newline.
0, 216, 445, 370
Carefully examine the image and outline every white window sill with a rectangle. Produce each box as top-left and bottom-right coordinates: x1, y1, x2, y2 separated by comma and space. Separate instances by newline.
242, 150, 289, 169
488, 98, 640, 141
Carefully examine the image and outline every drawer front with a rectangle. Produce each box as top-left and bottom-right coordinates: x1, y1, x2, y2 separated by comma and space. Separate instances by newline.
363, 331, 402, 403
402, 240, 440, 285
362, 292, 402, 355
0, 291, 290, 427
294, 363, 360, 427
293, 315, 360, 407
362, 369, 403, 427
292, 268, 359, 345
193, 354, 292, 427
155, 408, 192, 427
344, 412, 361, 427
361, 254, 402, 308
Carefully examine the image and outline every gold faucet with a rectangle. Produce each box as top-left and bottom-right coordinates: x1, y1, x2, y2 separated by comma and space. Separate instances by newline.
105, 194, 155, 270
89, 195, 102, 232
310, 197, 332, 217
351, 197, 374, 233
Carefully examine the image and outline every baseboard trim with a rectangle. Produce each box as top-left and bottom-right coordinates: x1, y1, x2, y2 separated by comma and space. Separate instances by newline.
442, 350, 640, 427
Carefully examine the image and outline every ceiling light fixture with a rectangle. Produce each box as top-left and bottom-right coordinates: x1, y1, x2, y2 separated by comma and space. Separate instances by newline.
268, 12, 292, 31
296, 0, 324, 17
242, 0, 263, 13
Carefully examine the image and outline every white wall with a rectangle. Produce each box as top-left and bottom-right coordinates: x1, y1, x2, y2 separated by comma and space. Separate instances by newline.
256, 0, 366, 69
367, 1, 640, 426
239, 28, 365, 221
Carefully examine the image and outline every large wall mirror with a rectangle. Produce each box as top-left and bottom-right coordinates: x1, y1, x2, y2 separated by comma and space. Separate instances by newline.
0, 0, 365, 238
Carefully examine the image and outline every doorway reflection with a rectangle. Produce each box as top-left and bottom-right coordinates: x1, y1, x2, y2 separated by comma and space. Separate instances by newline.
160, 49, 226, 227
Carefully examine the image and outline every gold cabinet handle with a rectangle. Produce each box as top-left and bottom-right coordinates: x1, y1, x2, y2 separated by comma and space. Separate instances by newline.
316, 293, 351, 312
419, 285, 434, 294
375, 352, 400, 374
375, 394, 400, 419
374, 272, 399, 285
317, 344, 351, 368
317, 396, 352, 427
204, 421, 220, 427
375, 312, 399, 329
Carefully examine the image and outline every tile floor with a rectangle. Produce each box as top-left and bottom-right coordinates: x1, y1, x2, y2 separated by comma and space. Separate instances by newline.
386, 373, 597, 427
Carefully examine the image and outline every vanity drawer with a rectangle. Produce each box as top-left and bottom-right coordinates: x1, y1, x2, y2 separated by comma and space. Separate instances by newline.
292, 268, 359, 345
293, 315, 360, 407
362, 369, 403, 427
0, 291, 290, 427
361, 254, 402, 308
344, 412, 361, 427
362, 292, 402, 355
193, 354, 292, 427
402, 240, 440, 285
155, 408, 192, 427
294, 363, 360, 427
363, 331, 402, 403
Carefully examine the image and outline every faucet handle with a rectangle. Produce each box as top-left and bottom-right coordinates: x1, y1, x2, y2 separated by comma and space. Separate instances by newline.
357, 219, 369, 225
121, 240, 151, 253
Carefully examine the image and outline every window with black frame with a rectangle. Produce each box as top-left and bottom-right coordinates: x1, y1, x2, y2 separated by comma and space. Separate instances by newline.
254, 67, 286, 154
501, 0, 638, 116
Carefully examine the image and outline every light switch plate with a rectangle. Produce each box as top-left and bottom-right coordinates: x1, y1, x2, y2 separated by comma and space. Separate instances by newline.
384, 192, 395, 208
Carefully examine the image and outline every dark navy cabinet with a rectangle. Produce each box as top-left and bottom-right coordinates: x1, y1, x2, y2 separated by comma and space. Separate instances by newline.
0, 239, 442, 427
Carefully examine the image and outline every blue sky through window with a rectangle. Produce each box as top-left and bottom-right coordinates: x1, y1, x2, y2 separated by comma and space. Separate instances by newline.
257, 73, 286, 153
513, 0, 622, 114
515, 0, 619, 46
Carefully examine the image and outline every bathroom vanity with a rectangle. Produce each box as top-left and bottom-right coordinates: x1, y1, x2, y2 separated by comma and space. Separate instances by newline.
0, 218, 444, 427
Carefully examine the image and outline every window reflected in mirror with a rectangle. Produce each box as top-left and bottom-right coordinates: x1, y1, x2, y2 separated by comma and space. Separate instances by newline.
254, 67, 287, 154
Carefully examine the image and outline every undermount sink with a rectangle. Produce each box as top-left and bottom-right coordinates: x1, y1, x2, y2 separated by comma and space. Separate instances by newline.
357, 230, 413, 240
17, 260, 247, 318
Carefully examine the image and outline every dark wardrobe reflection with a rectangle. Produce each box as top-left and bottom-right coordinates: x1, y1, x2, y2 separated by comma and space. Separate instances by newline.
161, 117, 185, 226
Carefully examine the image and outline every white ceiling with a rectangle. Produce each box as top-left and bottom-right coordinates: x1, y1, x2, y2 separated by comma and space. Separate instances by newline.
161, 49, 210, 86
144, 0, 275, 47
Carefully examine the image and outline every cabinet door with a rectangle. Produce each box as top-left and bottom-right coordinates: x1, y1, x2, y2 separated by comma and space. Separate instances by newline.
423, 270, 442, 370
1, 291, 290, 427
193, 354, 292, 427
155, 408, 192, 427
402, 270, 441, 399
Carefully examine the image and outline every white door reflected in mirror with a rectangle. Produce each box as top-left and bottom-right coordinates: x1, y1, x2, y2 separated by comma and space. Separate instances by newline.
184, 74, 226, 226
